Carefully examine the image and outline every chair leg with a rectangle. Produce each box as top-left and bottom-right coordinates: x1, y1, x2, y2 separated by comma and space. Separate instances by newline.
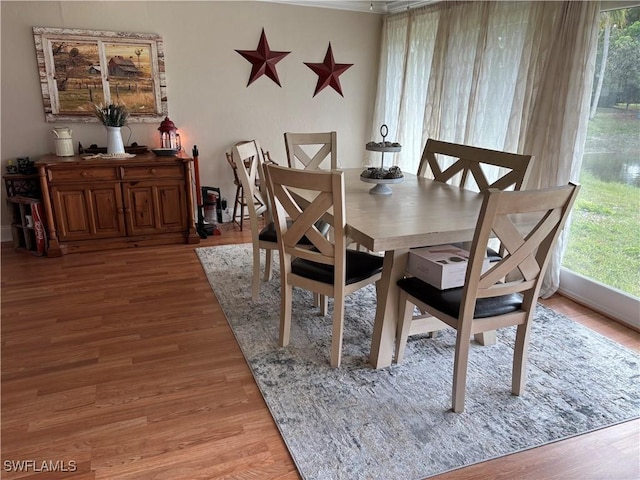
264, 249, 273, 281
395, 291, 414, 364
512, 323, 531, 395
233, 185, 243, 230
420, 308, 438, 339
312, 293, 329, 315
474, 330, 497, 345
320, 295, 328, 316
330, 293, 345, 368
232, 191, 238, 220
452, 324, 472, 413
252, 244, 261, 302
280, 282, 293, 347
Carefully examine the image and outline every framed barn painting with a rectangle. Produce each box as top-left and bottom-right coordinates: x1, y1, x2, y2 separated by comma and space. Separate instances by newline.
32, 27, 168, 123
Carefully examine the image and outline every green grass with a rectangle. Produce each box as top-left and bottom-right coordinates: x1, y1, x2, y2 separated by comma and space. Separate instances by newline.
563, 170, 640, 297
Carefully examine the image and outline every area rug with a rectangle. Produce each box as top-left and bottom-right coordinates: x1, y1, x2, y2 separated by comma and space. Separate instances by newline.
196, 244, 639, 480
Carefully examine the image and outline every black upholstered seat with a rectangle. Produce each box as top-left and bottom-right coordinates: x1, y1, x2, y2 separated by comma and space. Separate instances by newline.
293, 250, 384, 285
397, 276, 522, 319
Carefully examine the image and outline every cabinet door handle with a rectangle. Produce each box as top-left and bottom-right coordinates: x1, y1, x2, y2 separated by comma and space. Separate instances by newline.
150, 169, 157, 174
81, 171, 88, 177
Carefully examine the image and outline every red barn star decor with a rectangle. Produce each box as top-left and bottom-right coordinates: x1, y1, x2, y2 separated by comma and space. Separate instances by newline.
235, 29, 290, 87
304, 43, 353, 97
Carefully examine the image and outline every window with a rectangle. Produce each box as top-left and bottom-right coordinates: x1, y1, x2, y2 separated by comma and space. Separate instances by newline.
560, 6, 640, 326
33, 27, 168, 123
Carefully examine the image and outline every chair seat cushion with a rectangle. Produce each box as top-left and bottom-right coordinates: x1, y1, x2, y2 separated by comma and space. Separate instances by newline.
259, 220, 331, 245
259, 222, 287, 243
397, 276, 522, 319
486, 247, 502, 263
292, 250, 383, 285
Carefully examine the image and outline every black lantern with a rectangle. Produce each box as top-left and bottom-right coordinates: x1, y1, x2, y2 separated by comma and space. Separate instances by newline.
158, 116, 181, 151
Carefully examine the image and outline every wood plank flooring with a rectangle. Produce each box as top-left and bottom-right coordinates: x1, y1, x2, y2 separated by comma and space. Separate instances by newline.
2, 225, 638, 479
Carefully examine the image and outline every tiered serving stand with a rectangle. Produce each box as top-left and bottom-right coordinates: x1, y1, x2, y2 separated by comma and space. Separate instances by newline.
360, 124, 403, 195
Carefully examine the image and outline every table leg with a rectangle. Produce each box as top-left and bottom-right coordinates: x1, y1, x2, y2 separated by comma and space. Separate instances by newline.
369, 248, 408, 369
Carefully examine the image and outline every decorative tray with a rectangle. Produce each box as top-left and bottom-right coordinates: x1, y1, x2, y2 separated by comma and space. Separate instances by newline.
360, 175, 404, 184
152, 148, 179, 156
365, 142, 402, 153
360, 166, 404, 179
80, 144, 149, 155
360, 167, 404, 195
82, 153, 136, 159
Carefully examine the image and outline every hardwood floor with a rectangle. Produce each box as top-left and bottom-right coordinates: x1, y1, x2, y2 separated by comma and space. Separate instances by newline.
2, 225, 638, 479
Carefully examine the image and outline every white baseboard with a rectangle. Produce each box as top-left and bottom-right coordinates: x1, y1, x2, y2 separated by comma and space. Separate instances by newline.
559, 267, 640, 331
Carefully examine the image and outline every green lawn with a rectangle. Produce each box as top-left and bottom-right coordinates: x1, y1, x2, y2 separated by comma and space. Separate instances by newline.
563, 170, 640, 297
563, 106, 640, 298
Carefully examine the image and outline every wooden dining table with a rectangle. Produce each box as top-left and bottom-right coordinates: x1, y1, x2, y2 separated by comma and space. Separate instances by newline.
293, 168, 485, 369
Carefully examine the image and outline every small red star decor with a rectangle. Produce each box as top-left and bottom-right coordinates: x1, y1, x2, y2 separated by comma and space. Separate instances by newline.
304, 43, 353, 97
235, 29, 290, 87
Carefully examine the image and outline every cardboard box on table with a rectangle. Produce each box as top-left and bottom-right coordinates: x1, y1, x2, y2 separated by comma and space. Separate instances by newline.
407, 244, 490, 290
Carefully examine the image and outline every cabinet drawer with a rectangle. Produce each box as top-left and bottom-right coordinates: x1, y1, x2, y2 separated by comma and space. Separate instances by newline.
121, 165, 183, 180
48, 167, 118, 183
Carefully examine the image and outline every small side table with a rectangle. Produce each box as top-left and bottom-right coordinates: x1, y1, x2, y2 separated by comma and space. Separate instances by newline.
6, 196, 46, 256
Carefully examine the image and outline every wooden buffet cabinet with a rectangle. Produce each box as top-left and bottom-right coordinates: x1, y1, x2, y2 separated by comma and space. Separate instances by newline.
37, 153, 200, 256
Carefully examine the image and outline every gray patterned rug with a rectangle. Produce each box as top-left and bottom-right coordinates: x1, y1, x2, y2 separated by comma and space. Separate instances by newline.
196, 244, 639, 480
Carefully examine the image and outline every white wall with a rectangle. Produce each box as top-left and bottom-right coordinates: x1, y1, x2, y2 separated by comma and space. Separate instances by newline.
0, 1, 382, 237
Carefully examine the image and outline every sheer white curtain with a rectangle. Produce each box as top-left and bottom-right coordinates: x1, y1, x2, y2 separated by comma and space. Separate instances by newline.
370, 0, 600, 296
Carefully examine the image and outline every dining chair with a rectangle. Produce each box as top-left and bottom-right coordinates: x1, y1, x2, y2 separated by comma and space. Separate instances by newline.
418, 138, 534, 257
226, 149, 249, 231
395, 183, 580, 412
232, 140, 279, 301
284, 131, 338, 170
283, 131, 339, 312
418, 138, 533, 192
264, 163, 384, 367
227, 142, 279, 231
234, 140, 330, 302
408, 139, 535, 346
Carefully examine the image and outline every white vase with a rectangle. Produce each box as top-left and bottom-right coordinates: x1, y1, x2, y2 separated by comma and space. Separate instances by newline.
106, 126, 125, 155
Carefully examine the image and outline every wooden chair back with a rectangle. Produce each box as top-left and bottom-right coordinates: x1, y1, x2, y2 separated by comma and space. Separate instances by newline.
418, 139, 533, 192
265, 164, 346, 275
232, 140, 269, 235
284, 131, 338, 170
462, 183, 580, 321
226, 151, 242, 186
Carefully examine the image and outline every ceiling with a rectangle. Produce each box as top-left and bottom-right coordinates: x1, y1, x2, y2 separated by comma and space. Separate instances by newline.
264, 1, 438, 14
